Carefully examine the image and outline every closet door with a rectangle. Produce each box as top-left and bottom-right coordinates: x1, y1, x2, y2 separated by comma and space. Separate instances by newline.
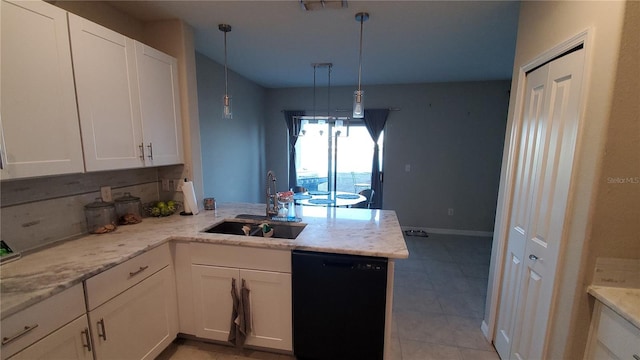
495, 48, 585, 360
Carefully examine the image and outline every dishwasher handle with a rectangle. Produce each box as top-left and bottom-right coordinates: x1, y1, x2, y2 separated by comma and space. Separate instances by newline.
322, 260, 355, 269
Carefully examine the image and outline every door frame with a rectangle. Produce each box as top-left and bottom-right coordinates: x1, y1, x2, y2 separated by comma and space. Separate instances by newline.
482, 28, 594, 349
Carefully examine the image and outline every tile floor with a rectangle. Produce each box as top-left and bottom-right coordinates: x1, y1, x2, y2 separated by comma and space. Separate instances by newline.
156, 233, 499, 360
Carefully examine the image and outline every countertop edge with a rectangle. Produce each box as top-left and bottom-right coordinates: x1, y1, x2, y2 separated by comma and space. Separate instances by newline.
588, 285, 640, 329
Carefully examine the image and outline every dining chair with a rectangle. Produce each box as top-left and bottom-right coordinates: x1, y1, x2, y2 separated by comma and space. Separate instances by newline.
351, 189, 374, 209
290, 186, 308, 193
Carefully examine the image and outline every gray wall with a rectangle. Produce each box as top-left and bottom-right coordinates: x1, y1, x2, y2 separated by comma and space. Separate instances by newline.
265, 81, 509, 232
196, 52, 267, 203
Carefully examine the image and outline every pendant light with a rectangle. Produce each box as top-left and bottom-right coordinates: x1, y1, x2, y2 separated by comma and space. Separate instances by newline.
219, 24, 232, 120
353, 12, 369, 119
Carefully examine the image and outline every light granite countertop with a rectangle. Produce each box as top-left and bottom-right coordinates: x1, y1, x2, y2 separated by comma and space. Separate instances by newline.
0, 203, 408, 320
588, 285, 640, 329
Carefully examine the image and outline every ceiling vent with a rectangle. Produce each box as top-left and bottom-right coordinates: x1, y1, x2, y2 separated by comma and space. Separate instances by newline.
300, 0, 348, 11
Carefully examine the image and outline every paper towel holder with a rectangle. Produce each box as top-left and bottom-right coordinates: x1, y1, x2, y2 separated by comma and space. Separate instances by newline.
180, 178, 199, 216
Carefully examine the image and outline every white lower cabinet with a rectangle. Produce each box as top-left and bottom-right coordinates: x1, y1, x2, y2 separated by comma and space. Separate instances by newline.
88, 266, 177, 360
10, 315, 92, 360
1, 284, 87, 360
189, 244, 292, 352
585, 301, 640, 360
84, 244, 178, 360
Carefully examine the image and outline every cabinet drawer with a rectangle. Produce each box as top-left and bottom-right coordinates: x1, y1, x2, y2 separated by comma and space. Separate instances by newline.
85, 244, 171, 310
190, 243, 290, 273
1, 284, 85, 360
596, 304, 640, 359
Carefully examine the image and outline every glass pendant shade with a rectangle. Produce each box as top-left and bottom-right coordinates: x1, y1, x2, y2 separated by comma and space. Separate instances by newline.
353, 90, 364, 118
223, 94, 232, 120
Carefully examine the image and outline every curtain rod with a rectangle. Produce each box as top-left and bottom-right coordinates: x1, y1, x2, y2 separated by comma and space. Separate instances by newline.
280, 107, 400, 113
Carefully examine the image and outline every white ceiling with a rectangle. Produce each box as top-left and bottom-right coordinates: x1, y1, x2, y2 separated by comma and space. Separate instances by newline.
109, 1, 520, 88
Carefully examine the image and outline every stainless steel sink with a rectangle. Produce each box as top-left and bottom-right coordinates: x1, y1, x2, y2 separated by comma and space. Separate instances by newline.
203, 219, 306, 240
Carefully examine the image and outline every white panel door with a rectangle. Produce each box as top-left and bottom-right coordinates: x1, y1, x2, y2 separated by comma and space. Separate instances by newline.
494, 63, 549, 359
241, 269, 293, 351
69, 14, 144, 171
509, 48, 585, 360
191, 265, 238, 342
0, 0, 84, 179
495, 48, 585, 360
134, 42, 183, 167
10, 315, 93, 360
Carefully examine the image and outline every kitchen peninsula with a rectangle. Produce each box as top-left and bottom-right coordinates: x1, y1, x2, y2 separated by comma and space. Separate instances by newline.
0, 203, 408, 360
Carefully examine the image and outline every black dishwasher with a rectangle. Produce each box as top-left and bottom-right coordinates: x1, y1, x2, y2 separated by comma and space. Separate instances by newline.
292, 250, 388, 360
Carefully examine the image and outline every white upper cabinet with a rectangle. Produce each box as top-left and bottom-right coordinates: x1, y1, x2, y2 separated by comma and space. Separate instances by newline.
135, 42, 183, 167
69, 14, 145, 171
0, 0, 84, 180
70, 15, 183, 171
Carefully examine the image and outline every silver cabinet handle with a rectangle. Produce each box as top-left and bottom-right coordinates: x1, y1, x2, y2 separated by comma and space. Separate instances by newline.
97, 318, 107, 341
146, 143, 153, 160
529, 254, 539, 261
2, 324, 39, 346
129, 265, 149, 277
81, 327, 92, 352
139, 143, 145, 160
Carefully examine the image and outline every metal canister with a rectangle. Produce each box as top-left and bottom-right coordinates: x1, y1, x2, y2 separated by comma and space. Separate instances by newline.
204, 197, 216, 210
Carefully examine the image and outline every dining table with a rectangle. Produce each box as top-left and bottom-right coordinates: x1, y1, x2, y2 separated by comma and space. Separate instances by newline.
293, 190, 367, 207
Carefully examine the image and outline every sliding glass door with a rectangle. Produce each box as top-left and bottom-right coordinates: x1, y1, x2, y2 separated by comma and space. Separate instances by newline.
294, 118, 383, 193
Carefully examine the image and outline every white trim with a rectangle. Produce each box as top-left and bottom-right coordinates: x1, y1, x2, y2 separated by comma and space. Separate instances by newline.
484, 29, 591, 349
481, 320, 490, 340
401, 226, 493, 238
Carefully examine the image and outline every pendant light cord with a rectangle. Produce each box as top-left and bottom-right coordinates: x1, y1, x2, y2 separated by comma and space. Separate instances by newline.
357, 14, 365, 92
224, 30, 229, 96
327, 64, 331, 119
313, 64, 317, 120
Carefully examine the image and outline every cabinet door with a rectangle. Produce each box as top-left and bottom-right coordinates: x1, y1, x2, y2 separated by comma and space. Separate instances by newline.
88, 266, 177, 360
191, 265, 238, 342
0, 0, 84, 179
68, 14, 144, 171
134, 42, 183, 166
241, 269, 293, 351
10, 315, 93, 360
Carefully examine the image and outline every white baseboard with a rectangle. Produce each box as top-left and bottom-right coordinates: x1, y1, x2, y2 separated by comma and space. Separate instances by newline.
402, 226, 493, 238
481, 320, 491, 341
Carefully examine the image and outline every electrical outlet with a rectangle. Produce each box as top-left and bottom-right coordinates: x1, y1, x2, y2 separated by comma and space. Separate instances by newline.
161, 179, 170, 192
448, 208, 454, 216
405, 164, 411, 172
100, 186, 112, 202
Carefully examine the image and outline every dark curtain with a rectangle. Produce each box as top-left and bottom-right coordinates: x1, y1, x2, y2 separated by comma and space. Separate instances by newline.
284, 110, 305, 189
363, 109, 390, 209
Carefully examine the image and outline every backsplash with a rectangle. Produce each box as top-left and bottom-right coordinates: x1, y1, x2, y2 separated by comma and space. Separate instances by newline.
0, 166, 183, 252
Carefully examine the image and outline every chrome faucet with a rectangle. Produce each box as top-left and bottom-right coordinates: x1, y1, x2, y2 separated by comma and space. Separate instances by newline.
266, 170, 279, 217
